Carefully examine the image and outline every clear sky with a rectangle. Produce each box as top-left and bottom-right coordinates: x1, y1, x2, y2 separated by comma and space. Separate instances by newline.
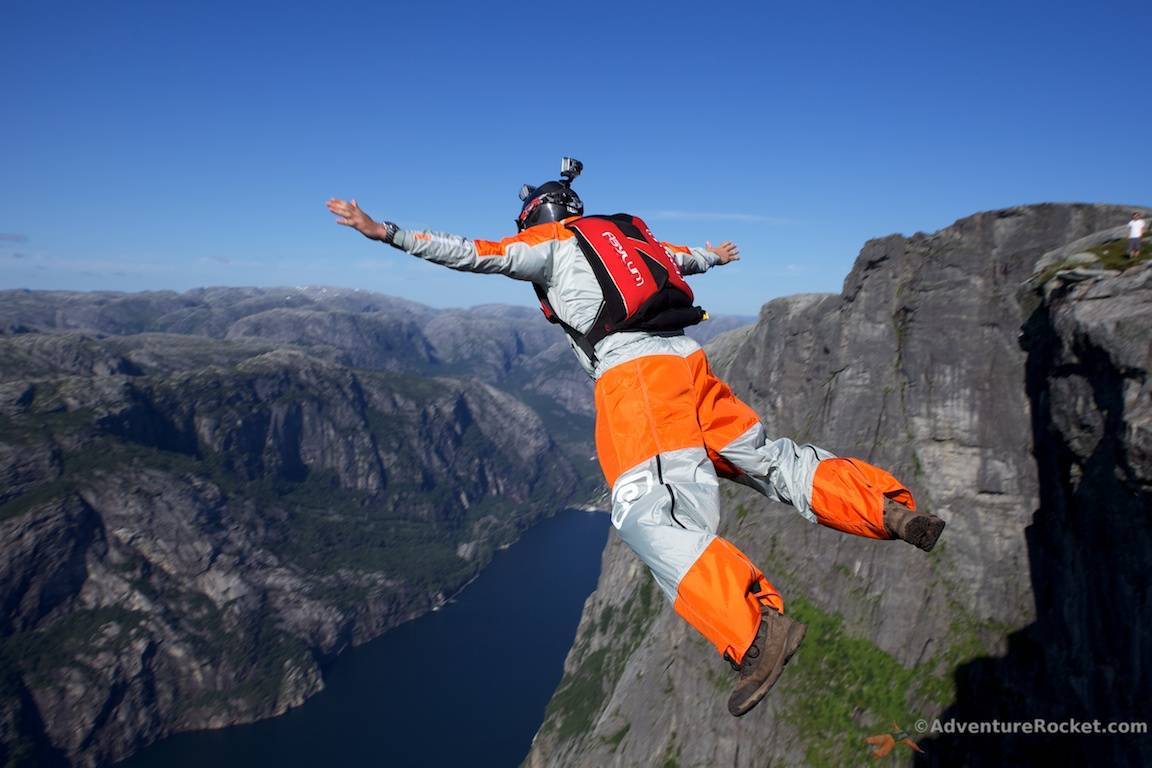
3, 1, 1149, 315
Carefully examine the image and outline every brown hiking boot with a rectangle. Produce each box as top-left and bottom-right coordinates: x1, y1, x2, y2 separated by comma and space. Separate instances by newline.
883, 499, 945, 552
726, 606, 807, 717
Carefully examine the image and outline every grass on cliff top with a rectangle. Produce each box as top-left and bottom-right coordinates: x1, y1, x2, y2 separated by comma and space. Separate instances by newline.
1086, 237, 1152, 269
1035, 238, 1152, 286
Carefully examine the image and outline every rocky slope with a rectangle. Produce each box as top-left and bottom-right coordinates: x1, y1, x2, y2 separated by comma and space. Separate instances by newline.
0, 320, 593, 767
0, 287, 594, 420
0, 287, 748, 427
527, 204, 1151, 767
924, 233, 1152, 764
0, 284, 751, 767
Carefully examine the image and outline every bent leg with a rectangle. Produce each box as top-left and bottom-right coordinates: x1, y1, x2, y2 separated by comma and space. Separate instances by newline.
596, 356, 782, 663
685, 349, 913, 540
608, 447, 781, 662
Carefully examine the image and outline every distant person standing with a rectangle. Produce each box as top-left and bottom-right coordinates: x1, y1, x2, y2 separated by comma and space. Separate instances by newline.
1128, 211, 1147, 260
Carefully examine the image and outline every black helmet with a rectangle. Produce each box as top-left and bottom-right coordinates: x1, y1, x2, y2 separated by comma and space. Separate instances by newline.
516, 157, 584, 230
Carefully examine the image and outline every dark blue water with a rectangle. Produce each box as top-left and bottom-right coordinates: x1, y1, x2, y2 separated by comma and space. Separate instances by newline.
121, 509, 610, 768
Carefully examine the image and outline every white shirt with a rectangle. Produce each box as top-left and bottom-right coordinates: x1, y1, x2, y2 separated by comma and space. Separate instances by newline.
1129, 218, 1147, 238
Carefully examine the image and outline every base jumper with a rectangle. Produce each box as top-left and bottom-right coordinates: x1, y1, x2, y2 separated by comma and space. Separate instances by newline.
326, 158, 945, 717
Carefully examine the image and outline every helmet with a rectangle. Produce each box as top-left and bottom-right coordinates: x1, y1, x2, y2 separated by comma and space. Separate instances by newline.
517, 182, 583, 230
516, 157, 584, 230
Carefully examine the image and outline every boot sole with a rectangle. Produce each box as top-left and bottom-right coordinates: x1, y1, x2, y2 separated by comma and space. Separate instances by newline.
729, 621, 807, 718
905, 516, 946, 552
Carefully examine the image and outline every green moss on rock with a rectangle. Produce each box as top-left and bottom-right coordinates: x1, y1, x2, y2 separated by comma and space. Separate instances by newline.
541, 576, 665, 742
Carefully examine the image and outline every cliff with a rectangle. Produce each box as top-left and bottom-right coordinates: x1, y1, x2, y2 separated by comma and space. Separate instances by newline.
0, 282, 756, 767
527, 204, 1151, 766
0, 297, 600, 767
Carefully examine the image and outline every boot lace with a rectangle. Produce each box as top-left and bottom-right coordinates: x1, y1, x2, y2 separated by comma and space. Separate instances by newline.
723, 644, 760, 672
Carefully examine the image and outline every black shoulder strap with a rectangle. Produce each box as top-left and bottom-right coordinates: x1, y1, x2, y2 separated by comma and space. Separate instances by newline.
533, 282, 599, 365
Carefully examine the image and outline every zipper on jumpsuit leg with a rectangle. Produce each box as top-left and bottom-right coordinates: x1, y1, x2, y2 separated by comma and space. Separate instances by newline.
656, 454, 687, 530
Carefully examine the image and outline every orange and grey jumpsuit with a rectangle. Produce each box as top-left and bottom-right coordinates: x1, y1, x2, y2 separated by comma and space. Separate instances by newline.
389, 219, 915, 664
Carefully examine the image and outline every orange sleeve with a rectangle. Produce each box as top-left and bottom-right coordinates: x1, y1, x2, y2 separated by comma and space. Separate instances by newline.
475, 222, 573, 258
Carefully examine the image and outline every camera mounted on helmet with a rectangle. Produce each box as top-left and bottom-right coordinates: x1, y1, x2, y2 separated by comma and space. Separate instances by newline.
560, 157, 582, 183
517, 157, 585, 231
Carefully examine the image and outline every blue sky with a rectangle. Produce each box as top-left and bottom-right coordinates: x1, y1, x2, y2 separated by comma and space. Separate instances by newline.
3, 0, 1149, 314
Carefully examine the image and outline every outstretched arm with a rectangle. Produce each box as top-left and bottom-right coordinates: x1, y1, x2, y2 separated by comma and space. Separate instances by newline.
326, 198, 553, 283
660, 240, 741, 275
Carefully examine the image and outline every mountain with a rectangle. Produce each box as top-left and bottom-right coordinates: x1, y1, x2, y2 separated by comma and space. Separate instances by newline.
0, 287, 751, 424
0, 287, 591, 416
526, 204, 1151, 767
0, 293, 562, 766
0, 283, 754, 767
0, 325, 593, 767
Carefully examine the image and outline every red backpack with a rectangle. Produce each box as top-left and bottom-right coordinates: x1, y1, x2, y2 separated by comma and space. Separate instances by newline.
533, 213, 706, 363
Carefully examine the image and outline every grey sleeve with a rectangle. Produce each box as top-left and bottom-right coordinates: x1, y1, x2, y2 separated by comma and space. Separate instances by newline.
391, 229, 553, 283
669, 245, 721, 276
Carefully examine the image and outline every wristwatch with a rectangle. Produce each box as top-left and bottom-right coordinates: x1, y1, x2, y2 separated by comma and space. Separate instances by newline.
380, 221, 400, 245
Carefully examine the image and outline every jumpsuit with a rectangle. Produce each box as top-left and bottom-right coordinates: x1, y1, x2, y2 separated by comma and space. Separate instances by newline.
389, 218, 915, 664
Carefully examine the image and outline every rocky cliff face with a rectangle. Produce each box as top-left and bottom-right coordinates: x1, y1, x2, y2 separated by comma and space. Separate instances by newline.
922, 236, 1152, 764
0, 283, 753, 767
0, 303, 596, 766
527, 204, 1151, 767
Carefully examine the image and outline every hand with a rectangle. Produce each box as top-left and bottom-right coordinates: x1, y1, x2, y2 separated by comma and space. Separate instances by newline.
706, 240, 740, 265
864, 733, 896, 758
326, 198, 386, 240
